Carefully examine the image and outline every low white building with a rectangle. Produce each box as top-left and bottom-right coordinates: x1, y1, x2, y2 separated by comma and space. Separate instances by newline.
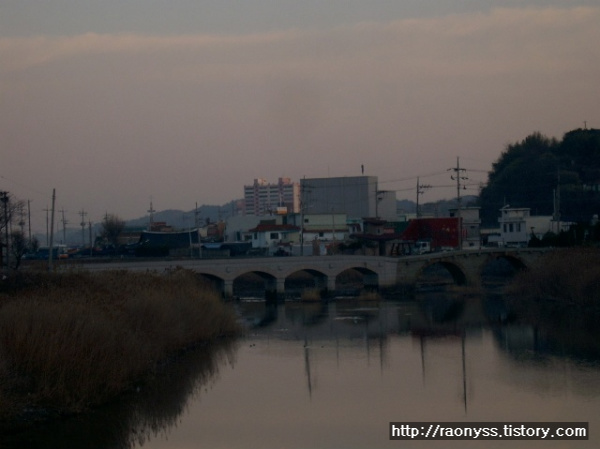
248, 221, 300, 255
498, 206, 530, 246
289, 213, 349, 242
497, 206, 567, 246
224, 214, 284, 242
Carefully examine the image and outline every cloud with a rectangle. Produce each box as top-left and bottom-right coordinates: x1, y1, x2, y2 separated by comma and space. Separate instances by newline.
1, 6, 599, 227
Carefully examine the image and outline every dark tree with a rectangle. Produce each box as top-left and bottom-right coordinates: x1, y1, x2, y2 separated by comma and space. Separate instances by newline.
479, 129, 600, 226
100, 214, 126, 249
479, 132, 558, 226
9, 230, 27, 270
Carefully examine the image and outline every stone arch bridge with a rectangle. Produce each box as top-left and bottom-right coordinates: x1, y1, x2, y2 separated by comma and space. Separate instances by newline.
84, 248, 551, 299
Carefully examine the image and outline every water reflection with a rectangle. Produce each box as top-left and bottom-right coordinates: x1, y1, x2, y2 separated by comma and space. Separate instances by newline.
5, 294, 600, 449
1, 339, 237, 449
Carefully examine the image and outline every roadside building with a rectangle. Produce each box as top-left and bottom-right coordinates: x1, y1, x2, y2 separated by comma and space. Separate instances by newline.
289, 213, 348, 242
498, 206, 529, 246
224, 214, 283, 243
249, 220, 300, 256
346, 218, 406, 256
449, 207, 481, 249
300, 176, 397, 221
400, 217, 460, 251
497, 206, 568, 246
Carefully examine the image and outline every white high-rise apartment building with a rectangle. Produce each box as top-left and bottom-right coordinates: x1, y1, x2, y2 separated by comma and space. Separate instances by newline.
243, 178, 300, 215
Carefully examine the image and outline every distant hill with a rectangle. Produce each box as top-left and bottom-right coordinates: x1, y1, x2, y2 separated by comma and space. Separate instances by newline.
396, 199, 416, 214
42, 196, 480, 246
398, 196, 478, 218
123, 197, 479, 230
125, 201, 241, 229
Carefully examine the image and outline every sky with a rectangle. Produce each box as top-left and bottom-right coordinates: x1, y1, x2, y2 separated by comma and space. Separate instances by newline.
1, 1, 599, 233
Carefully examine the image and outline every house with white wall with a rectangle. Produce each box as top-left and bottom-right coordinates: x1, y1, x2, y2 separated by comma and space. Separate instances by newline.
248, 221, 300, 255
498, 206, 530, 246
290, 213, 348, 242
497, 206, 566, 246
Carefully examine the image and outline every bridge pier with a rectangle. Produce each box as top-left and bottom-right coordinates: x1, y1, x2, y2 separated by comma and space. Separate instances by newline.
223, 280, 234, 299
364, 273, 379, 291
326, 277, 336, 296
265, 278, 286, 302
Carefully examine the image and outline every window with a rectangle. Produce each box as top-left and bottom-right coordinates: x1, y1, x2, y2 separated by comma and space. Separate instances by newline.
509, 224, 514, 233
270, 232, 279, 240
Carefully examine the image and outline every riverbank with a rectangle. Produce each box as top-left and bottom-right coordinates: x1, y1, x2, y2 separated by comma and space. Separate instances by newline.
505, 248, 600, 359
0, 269, 240, 426
506, 247, 600, 308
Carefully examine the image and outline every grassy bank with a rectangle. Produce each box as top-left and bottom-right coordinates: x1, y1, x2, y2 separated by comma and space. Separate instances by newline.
0, 269, 240, 421
505, 248, 600, 359
507, 248, 600, 308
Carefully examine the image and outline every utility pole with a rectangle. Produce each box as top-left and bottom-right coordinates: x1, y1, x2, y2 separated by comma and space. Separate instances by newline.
554, 168, 561, 233
60, 208, 68, 245
79, 209, 87, 246
48, 189, 56, 271
416, 177, 431, 218
43, 206, 50, 246
27, 200, 32, 244
449, 157, 468, 250
18, 204, 26, 234
88, 221, 93, 257
375, 180, 380, 219
300, 178, 311, 256
1, 192, 9, 268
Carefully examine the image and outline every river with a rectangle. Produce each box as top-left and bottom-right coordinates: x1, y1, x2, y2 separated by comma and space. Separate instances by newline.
4, 292, 600, 449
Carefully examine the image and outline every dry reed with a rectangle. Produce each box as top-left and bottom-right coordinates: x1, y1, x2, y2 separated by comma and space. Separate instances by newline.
507, 248, 600, 307
0, 269, 239, 419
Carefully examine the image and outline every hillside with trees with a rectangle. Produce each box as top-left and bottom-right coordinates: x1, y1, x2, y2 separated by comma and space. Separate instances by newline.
479, 128, 600, 226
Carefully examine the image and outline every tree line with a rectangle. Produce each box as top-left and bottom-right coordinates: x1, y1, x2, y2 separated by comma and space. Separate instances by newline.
0, 192, 125, 270
478, 128, 600, 227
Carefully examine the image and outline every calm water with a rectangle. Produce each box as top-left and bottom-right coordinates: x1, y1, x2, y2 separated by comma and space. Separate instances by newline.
5, 295, 600, 449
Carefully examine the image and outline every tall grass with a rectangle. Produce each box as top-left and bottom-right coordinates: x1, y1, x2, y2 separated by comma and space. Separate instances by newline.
507, 248, 600, 307
505, 248, 600, 359
0, 269, 240, 419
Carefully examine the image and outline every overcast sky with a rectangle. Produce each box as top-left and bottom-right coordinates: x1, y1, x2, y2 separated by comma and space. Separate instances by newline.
1, 1, 599, 232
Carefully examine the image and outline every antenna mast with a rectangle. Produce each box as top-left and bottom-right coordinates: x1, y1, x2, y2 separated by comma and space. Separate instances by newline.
147, 198, 156, 231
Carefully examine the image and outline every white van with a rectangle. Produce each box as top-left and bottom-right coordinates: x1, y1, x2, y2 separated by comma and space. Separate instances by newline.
413, 240, 431, 255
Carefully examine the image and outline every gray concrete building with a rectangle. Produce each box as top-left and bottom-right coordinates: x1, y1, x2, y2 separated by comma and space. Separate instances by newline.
301, 176, 397, 221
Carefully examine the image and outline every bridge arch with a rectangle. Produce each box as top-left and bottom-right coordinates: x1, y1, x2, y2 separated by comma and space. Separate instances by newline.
416, 260, 468, 287
479, 253, 527, 287
232, 270, 279, 300
194, 272, 226, 294
284, 269, 329, 298
334, 266, 380, 294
